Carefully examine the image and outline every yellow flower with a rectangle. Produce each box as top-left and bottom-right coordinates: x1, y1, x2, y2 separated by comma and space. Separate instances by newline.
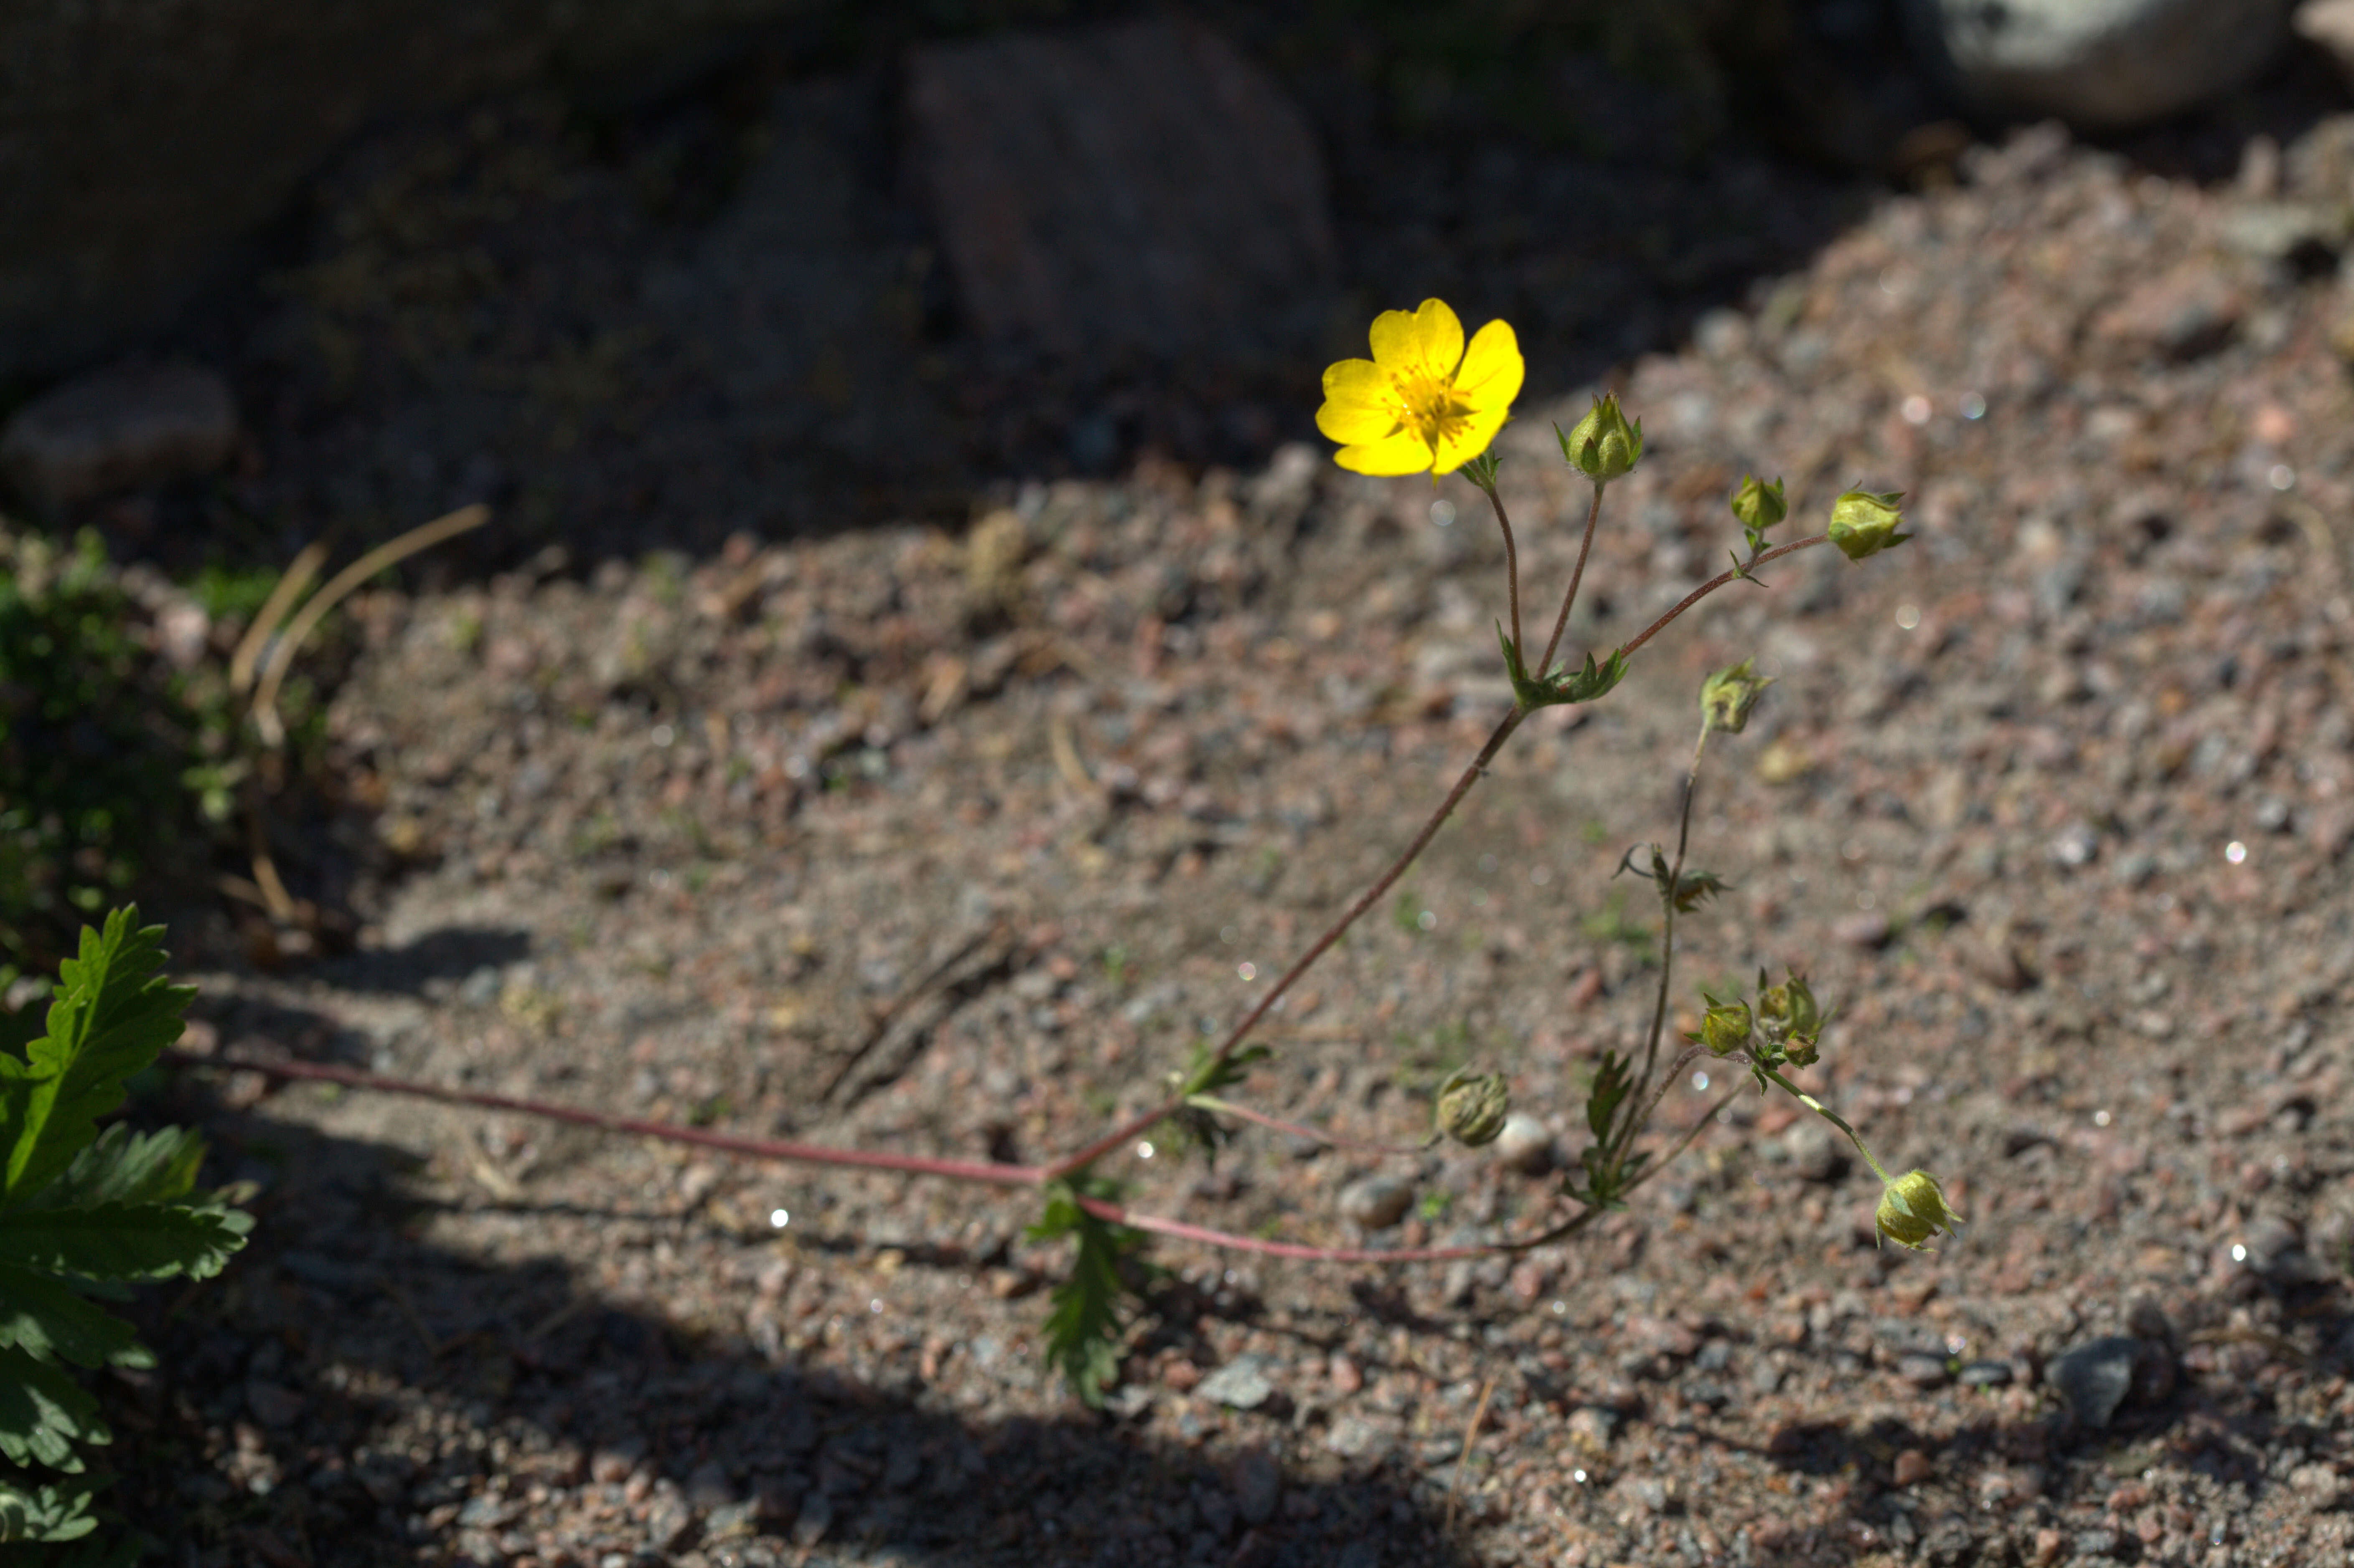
1316, 299, 1523, 476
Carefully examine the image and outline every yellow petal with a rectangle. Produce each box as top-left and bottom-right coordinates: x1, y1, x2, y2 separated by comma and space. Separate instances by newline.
1431, 402, 1510, 475
1316, 360, 1399, 443
1318, 399, 1398, 444
1336, 429, 1435, 475
1368, 299, 1464, 379
1365, 308, 1422, 371
1453, 320, 1524, 411
1321, 357, 1388, 401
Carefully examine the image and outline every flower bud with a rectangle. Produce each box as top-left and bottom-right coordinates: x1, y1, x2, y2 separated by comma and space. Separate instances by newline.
1729, 474, 1786, 534
1557, 394, 1643, 484
1685, 996, 1752, 1057
1700, 658, 1774, 735
1435, 1068, 1511, 1147
1875, 1169, 1963, 1251
1827, 488, 1912, 562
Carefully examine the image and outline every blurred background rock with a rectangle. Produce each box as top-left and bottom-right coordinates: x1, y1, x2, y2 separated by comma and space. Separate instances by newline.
0, 0, 2347, 569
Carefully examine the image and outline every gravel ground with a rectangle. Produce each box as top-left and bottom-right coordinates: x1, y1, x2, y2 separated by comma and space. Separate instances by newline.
97, 113, 2354, 1568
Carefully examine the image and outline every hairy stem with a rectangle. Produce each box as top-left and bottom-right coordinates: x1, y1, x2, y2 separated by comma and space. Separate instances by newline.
1475, 477, 1524, 660
1617, 731, 1706, 1178
1758, 1062, 1893, 1186
1535, 482, 1607, 681
1045, 705, 1527, 1179
1615, 533, 1830, 661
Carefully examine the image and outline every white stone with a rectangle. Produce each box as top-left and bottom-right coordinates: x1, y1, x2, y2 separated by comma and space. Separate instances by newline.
2297, 0, 2354, 89
1902, 0, 2295, 130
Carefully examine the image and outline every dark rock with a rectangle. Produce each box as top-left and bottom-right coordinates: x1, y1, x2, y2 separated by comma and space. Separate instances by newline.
1957, 1359, 2015, 1388
906, 18, 1335, 364
243, 1378, 307, 1428
2049, 1336, 2163, 1429
0, 361, 236, 508
1229, 1447, 1280, 1525
0, 3, 814, 379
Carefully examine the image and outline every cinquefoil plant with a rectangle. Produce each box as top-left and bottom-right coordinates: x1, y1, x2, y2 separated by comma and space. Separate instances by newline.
0, 907, 252, 1552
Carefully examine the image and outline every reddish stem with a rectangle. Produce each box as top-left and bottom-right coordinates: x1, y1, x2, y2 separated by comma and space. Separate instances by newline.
1534, 482, 1606, 681
163, 1051, 1044, 1188
1615, 534, 1830, 661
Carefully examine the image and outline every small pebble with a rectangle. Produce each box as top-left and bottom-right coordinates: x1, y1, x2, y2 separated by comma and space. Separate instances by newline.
1492, 1111, 1555, 1174
1336, 1174, 1414, 1229
1197, 1355, 1275, 1410
1892, 1448, 1932, 1486
2048, 1337, 2137, 1429
1782, 1121, 1846, 1183
1894, 1351, 1950, 1389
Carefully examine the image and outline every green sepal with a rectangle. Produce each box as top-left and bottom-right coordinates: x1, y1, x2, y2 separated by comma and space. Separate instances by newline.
1500, 625, 1630, 711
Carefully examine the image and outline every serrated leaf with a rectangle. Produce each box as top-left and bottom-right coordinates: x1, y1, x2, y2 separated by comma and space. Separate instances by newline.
0, 1266, 148, 1370
0, 910, 193, 1205
1029, 1180, 1142, 1408
22, 1125, 206, 1213
1170, 1042, 1270, 1103
0, 1346, 107, 1471
0, 1203, 247, 1284
0, 1475, 103, 1543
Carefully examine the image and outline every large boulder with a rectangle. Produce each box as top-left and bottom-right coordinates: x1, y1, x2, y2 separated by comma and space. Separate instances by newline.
906, 19, 1337, 363
1901, 0, 2295, 130
0, 0, 829, 381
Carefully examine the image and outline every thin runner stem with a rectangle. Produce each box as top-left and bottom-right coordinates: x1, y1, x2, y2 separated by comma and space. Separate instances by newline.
162, 1051, 1044, 1188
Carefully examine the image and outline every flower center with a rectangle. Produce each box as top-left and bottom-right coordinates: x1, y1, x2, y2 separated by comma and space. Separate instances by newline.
1392, 370, 1469, 450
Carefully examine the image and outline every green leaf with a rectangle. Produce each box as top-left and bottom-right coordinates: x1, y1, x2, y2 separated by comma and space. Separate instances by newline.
0, 1203, 248, 1284
1171, 1042, 1270, 1103
1027, 1179, 1144, 1408
0, 1267, 147, 1370
0, 1475, 103, 1543
0, 1346, 108, 1471
22, 1125, 206, 1213
0, 910, 193, 1206
1584, 1049, 1632, 1143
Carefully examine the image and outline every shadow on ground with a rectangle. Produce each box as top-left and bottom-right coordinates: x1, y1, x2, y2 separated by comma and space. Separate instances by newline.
103, 1062, 1483, 1568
